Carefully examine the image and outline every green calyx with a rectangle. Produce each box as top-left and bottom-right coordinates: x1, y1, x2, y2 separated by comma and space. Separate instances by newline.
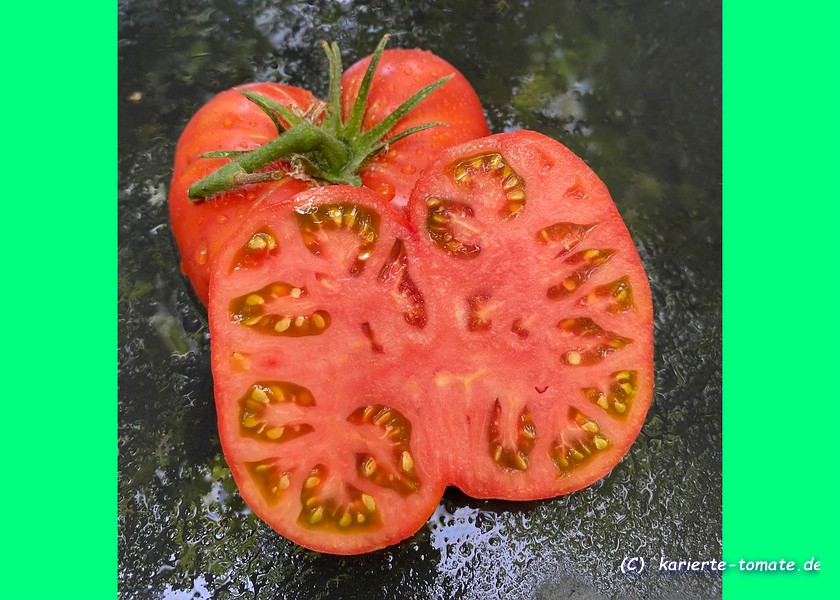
188, 35, 451, 202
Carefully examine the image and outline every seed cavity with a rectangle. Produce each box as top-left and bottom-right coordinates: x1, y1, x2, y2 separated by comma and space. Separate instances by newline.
449, 152, 526, 220
549, 408, 610, 476
348, 405, 421, 495
231, 228, 278, 271
360, 322, 385, 353
377, 239, 427, 328
238, 381, 315, 443
488, 399, 537, 472
535, 222, 596, 257
582, 370, 638, 418
295, 203, 379, 277
244, 461, 293, 506
467, 293, 493, 332
297, 465, 382, 532
577, 276, 636, 313
556, 317, 633, 366
425, 197, 482, 258
229, 281, 331, 337
548, 249, 616, 300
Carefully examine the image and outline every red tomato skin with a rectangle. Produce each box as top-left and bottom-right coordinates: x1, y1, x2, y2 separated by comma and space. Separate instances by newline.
341, 49, 491, 210
169, 83, 315, 305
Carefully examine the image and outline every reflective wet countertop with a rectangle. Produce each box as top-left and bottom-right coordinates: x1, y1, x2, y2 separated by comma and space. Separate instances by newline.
118, 1, 721, 598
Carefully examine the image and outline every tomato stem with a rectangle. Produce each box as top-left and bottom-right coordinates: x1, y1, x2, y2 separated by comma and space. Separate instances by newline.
187, 35, 449, 203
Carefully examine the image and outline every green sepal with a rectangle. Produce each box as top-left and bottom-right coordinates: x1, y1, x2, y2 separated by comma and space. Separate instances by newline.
188, 34, 450, 203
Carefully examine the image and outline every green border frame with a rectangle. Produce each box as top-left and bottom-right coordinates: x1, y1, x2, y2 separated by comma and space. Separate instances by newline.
723, 1, 840, 597
3, 2, 839, 598
0, 2, 116, 599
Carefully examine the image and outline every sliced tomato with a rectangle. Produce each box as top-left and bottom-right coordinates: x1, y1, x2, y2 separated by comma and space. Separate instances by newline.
341, 48, 490, 209
405, 130, 653, 499
208, 131, 653, 554
208, 186, 446, 554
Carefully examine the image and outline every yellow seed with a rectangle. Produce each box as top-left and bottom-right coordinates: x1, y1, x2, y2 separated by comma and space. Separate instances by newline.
361, 493, 376, 512
614, 401, 627, 414
247, 234, 267, 251
597, 394, 609, 410
563, 278, 577, 291
469, 157, 484, 170
265, 427, 285, 440
581, 421, 600, 434
278, 474, 290, 489
357, 513, 366, 523
242, 414, 261, 428
254, 463, 271, 472
362, 405, 377, 421
506, 188, 525, 201
270, 386, 286, 402
620, 383, 634, 395
294, 315, 306, 328
493, 444, 503, 462
274, 317, 292, 333
515, 453, 528, 470
343, 211, 357, 228
486, 154, 504, 169
452, 165, 469, 182
400, 451, 414, 472
305, 475, 320, 489
309, 506, 324, 524
555, 453, 569, 468
362, 457, 377, 476
243, 315, 262, 326
251, 387, 270, 403
311, 313, 326, 329
521, 425, 536, 440
566, 351, 582, 366
426, 197, 442, 208
290, 287, 302, 298
538, 228, 550, 241
616, 371, 632, 381
594, 437, 609, 450
503, 175, 521, 190
571, 449, 585, 461
338, 512, 352, 528
245, 294, 264, 306
374, 410, 392, 425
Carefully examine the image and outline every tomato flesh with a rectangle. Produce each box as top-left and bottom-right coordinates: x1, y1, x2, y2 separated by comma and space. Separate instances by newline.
208, 131, 653, 554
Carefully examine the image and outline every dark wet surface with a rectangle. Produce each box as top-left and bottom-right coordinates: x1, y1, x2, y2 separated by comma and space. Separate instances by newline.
118, 1, 721, 598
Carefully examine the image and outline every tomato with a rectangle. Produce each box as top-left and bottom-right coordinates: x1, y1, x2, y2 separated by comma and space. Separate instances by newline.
208, 186, 446, 554
405, 130, 653, 499
169, 37, 489, 306
341, 48, 490, 209
169, 83, 314, 305
207, 130, 653, 554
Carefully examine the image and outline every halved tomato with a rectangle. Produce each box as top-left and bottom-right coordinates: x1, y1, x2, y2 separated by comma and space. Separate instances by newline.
406, 130, 653, 499
207, 131, 653, 554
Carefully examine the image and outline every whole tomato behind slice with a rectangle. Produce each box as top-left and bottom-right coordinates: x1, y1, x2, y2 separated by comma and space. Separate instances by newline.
169, 82, 315, 305
169, 37, 490, 306
341, 49, 490, 209
406, 130, 653, 499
